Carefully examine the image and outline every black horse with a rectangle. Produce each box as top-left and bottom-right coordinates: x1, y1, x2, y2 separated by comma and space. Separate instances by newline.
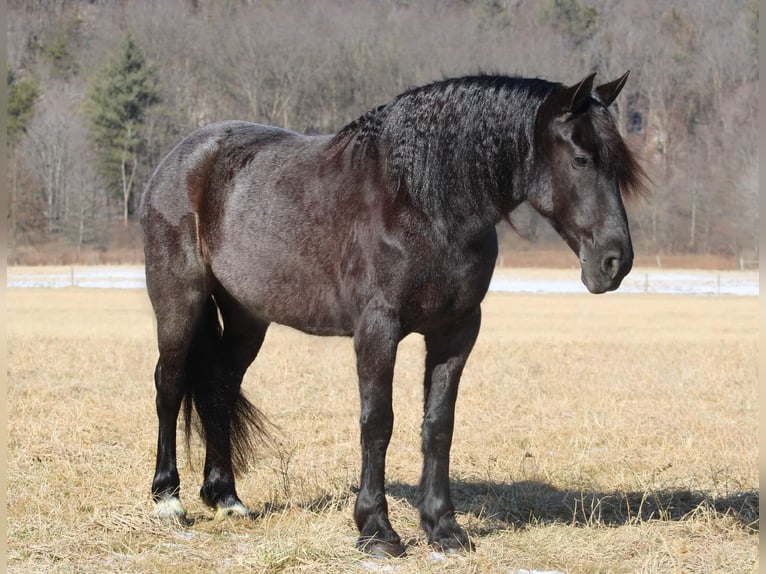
140, 72, 646, 556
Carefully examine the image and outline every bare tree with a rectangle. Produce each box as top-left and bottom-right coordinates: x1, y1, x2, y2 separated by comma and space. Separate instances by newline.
6, 0, 759, 263
23, 87, 71, 235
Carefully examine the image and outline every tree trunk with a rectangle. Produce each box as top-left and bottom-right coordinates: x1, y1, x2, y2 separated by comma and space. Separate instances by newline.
9, 149, 17, 254
689, 186, 696, 251
120, 124, 138, 225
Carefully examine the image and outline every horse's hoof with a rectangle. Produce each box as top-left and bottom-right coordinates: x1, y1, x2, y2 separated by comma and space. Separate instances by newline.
156, 496, 191, 527
214, 500, 251, 522
430, 532, 475, 553
357, 537, 407, 558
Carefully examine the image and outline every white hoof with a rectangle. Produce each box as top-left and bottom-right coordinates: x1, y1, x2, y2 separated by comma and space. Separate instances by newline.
214, 500, 250, 521
156, 496, 189, 525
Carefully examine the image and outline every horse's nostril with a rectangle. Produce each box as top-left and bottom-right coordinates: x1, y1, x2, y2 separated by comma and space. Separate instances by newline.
601, 253, 622, 279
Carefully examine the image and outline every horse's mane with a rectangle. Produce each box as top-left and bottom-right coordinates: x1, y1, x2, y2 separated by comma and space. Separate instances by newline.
328, 75, 557, 218
327, 74, 647, 216
325, 103, 388, 163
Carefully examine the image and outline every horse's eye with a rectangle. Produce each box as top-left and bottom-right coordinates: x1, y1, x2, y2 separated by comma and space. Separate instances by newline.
573, 156, 590, 168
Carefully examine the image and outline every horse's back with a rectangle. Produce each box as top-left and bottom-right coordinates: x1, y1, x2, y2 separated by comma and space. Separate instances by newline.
141, 121, 299, 220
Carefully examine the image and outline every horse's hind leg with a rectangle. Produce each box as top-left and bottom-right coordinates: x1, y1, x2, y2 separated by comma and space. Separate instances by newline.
152, 351, 188, 523
150, 282, 208, 525
191, 293, 269, 520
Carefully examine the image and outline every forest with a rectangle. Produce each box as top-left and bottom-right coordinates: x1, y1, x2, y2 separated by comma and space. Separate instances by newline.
6, 0, 759, 266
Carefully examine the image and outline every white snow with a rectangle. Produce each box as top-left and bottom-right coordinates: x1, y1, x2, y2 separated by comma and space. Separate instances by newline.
7, 266, 759, 296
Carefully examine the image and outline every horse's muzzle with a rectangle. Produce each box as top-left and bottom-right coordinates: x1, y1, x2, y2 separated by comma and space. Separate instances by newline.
580, 246, 633, 294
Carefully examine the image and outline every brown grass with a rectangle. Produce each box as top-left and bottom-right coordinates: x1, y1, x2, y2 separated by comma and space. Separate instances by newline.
7, 287, 758, 573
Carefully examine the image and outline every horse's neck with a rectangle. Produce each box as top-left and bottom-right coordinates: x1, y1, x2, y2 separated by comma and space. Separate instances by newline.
393, 123, 535, 241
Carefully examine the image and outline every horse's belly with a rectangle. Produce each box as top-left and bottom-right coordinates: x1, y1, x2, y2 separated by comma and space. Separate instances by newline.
269, 287, 354, 336
215, 260, 354, 336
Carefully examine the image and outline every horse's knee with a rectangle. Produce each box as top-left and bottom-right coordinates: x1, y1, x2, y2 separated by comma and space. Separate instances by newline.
421, 415, 453, 451
360, 405, 393, 443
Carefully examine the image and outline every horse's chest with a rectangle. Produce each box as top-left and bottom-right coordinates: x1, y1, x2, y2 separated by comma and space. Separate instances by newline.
354, 226, 497, 331
402, 261, 492, 328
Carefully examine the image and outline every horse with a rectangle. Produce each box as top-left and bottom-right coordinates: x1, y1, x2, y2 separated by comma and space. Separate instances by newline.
140, 71, 646, 556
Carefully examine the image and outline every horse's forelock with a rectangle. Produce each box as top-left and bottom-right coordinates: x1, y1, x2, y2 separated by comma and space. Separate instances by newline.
591, 107, 650, 200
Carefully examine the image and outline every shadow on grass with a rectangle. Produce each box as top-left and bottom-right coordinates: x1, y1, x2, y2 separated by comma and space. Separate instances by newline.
178, 492, 354, 527
175, 480, 757, 541
386, 480, 759, 534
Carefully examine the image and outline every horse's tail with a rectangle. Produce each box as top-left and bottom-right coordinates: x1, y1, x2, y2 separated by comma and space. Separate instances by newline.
181, 296, 271, 476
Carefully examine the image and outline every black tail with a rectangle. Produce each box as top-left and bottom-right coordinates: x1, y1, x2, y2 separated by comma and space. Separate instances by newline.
182, 297, 270, 475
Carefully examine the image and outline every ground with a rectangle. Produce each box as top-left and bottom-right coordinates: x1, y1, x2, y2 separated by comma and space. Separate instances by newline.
7, 285, 758, 573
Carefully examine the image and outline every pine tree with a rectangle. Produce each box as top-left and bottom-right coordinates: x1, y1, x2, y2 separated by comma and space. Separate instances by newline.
8, 68, 40, 250
8, 68, 39, 147
85, 33, 160, 223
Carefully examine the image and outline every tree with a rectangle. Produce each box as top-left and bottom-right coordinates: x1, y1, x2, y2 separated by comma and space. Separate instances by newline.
544, 0, 599, 48
8, 68, 40, 249
4, 0, 760, 262
25, 100, 70, 235
85, 33, 160, 223
35, 7, 83, 79
7, 68, 39, 146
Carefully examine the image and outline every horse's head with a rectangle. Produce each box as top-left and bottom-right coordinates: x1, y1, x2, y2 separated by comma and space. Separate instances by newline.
530, 72, 646, 294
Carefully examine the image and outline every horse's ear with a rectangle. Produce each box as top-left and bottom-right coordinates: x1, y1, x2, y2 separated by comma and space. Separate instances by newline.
550, 73, 597, 115
594, 71, 630, 107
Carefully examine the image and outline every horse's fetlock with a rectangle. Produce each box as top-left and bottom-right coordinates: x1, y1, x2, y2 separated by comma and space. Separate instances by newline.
152, 470, 180, 499
199, 475, 235, 507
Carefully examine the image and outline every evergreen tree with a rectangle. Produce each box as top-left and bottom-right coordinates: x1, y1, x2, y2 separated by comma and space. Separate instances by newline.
85, 33, 160, 223
7, 68, 39, 146
8, 68, 40, 250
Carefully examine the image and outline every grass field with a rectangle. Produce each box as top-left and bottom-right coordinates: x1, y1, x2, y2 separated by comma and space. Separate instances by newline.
7, 286, 758, 573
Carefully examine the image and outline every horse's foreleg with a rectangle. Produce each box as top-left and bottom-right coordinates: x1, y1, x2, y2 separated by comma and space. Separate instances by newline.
353, 305, 405, 557
419, 307, 481, 551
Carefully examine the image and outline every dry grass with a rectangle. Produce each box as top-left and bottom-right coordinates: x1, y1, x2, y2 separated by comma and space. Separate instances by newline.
7, 286, 758, 573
